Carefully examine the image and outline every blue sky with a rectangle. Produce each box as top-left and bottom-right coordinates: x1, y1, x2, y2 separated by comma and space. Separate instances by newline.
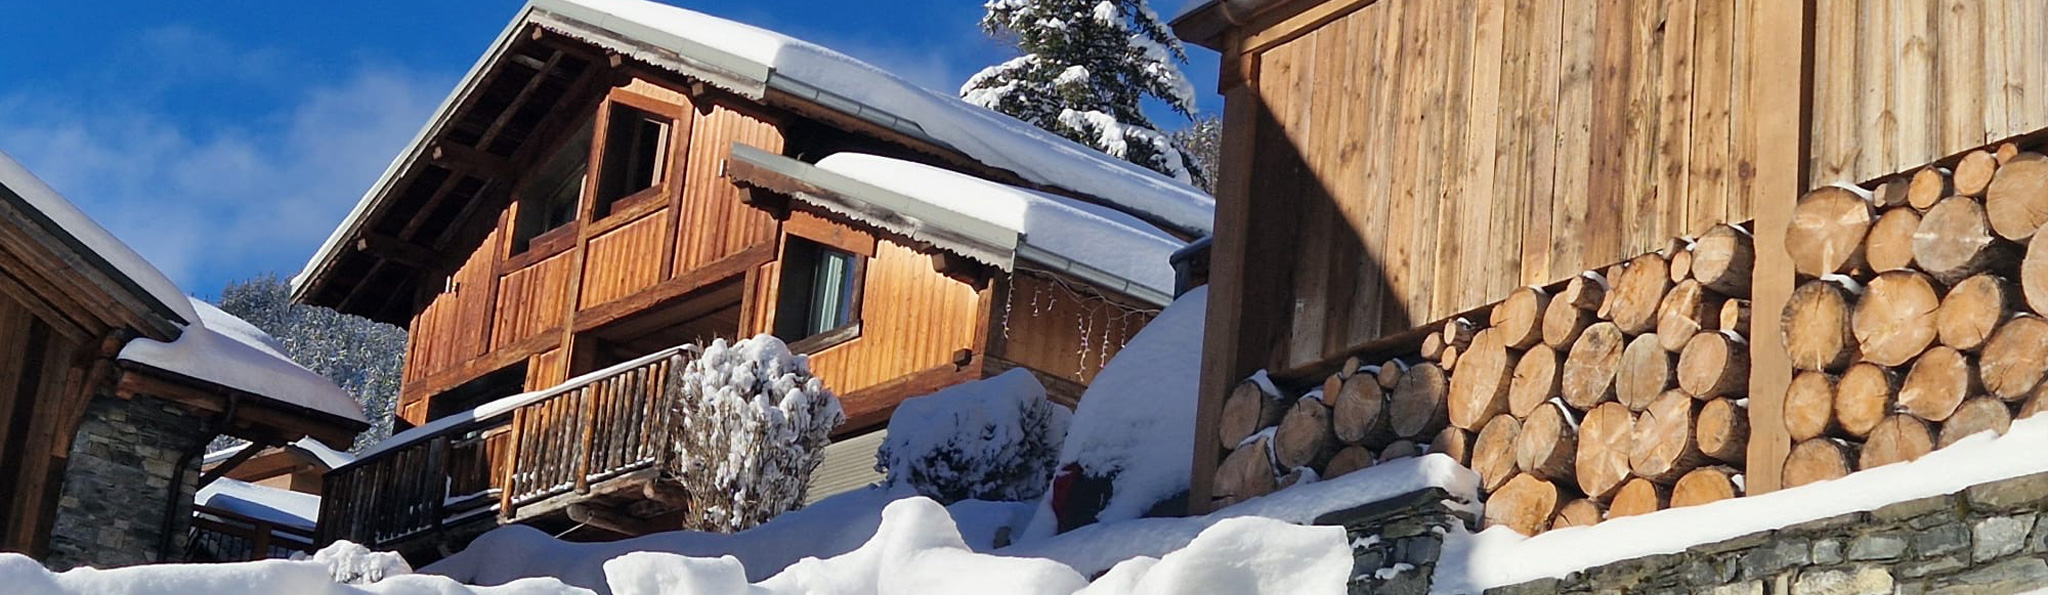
0, 1, 1220, 300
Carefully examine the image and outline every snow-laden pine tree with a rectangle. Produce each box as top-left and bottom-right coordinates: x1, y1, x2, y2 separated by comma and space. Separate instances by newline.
963, 0, 1208, 188
214, 274, 406, 451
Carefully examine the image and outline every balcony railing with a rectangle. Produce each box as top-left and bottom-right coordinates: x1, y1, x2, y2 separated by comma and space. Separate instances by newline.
186, 504, 317, 562
318, 346, 689, 548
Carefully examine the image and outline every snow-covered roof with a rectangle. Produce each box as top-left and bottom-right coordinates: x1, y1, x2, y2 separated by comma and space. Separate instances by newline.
120, 298, 366, 426
195, 477, 322, 531
202, 436, 357, 471
732, 149, 1182, 305
295, 0, 1213, 298
0, 149, 195, 325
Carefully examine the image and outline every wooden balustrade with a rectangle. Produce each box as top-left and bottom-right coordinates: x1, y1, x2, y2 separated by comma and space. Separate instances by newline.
186, 504, 316, 562
318, 347, 689, 548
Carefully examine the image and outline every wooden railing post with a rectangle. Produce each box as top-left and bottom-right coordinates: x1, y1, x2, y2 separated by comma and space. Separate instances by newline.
501, 408, 527, 518
575, 386, 596, 494
431, 435, 450, 530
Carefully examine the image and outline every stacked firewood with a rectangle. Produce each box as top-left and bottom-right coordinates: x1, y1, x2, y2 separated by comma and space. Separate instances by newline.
1211, 357, 1427, 510
1210, 224, 1757, 535
1779, 143, 2048, 492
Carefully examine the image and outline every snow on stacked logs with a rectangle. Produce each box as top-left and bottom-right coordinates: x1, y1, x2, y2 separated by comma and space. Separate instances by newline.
1778, 142, 2048, 491
1212, 225, 1757, 535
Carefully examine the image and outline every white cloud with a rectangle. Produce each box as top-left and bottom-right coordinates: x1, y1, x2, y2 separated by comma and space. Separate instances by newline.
0, 59, 447, 297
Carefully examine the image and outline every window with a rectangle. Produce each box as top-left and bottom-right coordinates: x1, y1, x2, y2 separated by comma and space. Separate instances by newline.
775, 237, 862, 344
511, 119, 594, 254
593, 104, 671, 218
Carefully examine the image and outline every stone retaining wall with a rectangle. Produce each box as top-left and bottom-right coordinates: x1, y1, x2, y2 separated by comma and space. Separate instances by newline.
1484, 471, 2048, 595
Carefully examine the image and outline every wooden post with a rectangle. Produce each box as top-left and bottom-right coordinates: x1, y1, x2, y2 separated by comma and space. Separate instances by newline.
1189, 45, 1272, 514
1742, 0, 1813, 495
575, 387, 596, 493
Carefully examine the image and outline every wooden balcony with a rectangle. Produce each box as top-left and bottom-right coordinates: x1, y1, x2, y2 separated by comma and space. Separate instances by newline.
318, 347, 688, 549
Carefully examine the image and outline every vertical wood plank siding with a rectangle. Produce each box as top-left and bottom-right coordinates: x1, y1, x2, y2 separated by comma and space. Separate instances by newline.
1808, 0, 2048, 187
403, 227, 503, 384
991, 272, 1154, 384
674, 106, 781, 276
1246, 0, 1766, 373
578, 209, 670, 308
771, 239, 986, 417
491, 250, 574, 350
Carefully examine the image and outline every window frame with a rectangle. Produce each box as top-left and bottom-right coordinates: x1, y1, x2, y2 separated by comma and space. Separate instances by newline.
775, 232, 869, 353
588, 89, 688, 223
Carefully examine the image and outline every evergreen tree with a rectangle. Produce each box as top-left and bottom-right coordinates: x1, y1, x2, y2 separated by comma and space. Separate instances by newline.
1169, 115, 1221, 194
214, 273, 406, 451
963, 0, 1208, 188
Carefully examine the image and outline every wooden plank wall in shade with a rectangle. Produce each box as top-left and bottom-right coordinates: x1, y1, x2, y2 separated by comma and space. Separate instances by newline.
992, 272, 1154, 384
1246, 0, 1761, 373
1809, 0, 2048, 187
579, 209, 670, 308
492, 250, 573, 351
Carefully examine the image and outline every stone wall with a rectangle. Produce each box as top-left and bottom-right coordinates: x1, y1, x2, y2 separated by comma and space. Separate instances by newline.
44, 394, 212, 570
1315, 487, 1477, 595
1486, 471, 2048, 595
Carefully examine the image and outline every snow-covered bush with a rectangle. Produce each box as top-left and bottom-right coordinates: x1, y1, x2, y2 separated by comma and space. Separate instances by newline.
876, 369, 1072, 504
295, 540, 412, 584
667, 335, 844, 533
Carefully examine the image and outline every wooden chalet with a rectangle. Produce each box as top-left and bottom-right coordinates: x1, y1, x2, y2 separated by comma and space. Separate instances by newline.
1176, 0, 2048, 529
0, 151, 367, 569
295, 0, 1208, 557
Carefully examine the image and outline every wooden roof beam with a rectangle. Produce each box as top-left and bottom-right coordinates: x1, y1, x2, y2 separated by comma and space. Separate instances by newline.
395, 168, 470, 242
354, 232, 439, 272
429, 142, 511, 180
476, 49, 568, 150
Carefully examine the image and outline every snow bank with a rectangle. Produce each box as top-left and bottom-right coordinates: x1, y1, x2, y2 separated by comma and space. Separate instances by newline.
195, 478, 321, 531
1004, 454, 1479, 577
0, 551, 583, 595
813, 153, 1184, 297
427, 486, 924, 588
879, 368, 1070, 503
121, 299, 365, 426
1023, 286, 1206, 537
299, 541, 413, 585
1434, 414, 2048, 593
544, 0, 1214, 237
0, 149, 197, 324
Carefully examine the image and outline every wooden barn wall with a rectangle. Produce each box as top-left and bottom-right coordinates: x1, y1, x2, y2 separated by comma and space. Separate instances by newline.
0, 290, 86, 554
750, 237, 986, 421
1808, 0, 2048, 187
673, 106, 782, 276
992, 272, 1153, 384
1246, 0, 1760, 374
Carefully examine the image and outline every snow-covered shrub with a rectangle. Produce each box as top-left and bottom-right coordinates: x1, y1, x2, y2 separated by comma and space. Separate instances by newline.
876, 369, 1071, 504
294, 540, 412, 584
668, 335, 844, 533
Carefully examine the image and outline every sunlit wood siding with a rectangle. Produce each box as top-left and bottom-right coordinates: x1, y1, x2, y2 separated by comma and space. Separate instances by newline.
492, 249, 574, 350
750, 237, 986, 421
578, 209, 670, 308
403, 227, 501, 383
1237, 0, 1760, 372
674, 106, 782, 276
1809, 0, 2048, 187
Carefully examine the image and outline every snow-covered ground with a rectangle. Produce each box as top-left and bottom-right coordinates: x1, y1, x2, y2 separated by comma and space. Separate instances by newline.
1434, 414, 2048, 593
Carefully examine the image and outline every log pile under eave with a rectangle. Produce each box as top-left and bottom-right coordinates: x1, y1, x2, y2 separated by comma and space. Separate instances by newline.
1211, 221, 1757, 536
1775, 143, 2048, 490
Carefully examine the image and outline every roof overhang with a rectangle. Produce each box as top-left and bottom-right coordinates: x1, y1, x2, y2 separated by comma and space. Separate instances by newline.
726, 144, 1173, 306
1171, 0, 1323, 51
117, 364, 369, 450
0, 166, 185, 337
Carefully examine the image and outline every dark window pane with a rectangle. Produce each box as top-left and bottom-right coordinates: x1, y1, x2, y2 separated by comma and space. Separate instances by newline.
511, 119, 593, 253
594, 105, 670, 218
775, 238, 861, 342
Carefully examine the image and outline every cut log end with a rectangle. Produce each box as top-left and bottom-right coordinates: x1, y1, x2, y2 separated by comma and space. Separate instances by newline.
1939, 397, 2014, 449
1563, 323, 1627, 409
1608, 478, 1669, 518
1696, 397, 1750, 465
1860, 414, 1935, 470
1575, 402, 1635, 501
1671, 466, 1742, 509
1484, 474, 1562, 537
1788, 185, 1876, 277
1784, 280, 1858, 373
1783, 438, 1856, 489
1389, 363, 1451, 439
1851, 270, 1941, 367
1471, 415, 1524, 492
1980, 315, 2048, 401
